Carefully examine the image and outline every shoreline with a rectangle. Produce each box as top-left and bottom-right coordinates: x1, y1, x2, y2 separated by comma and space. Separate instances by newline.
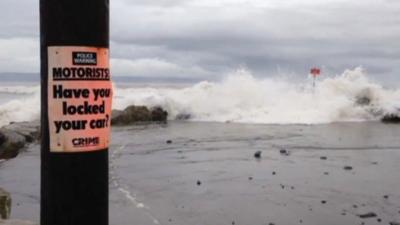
0, 121, 399, 224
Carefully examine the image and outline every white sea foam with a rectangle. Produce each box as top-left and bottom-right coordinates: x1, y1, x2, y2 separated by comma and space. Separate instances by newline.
1, 67, 399, 127
114, 67, 400, 124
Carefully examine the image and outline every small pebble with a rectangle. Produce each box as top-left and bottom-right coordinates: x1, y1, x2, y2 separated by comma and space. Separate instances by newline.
377, 218, 381, 223
254, 151, 262, 159
324, 172, 329, 175
166, 140, 173, 144
280, 149, 289, 155
197, 180, 202, 186
272, 171, 276, 175
383, 195, 389, 199
320, 156, 327, 160
358, 212, 377, 218
248, 177, 253, 180
321, 200, 327, 204
343, 166, 353, 170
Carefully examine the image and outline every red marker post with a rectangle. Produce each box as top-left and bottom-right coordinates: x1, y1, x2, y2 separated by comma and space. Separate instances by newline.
310, 67, 321, 88
40, 0, 111, 225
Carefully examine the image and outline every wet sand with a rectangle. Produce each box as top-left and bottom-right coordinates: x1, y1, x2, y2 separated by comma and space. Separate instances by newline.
1, 121, 400, 225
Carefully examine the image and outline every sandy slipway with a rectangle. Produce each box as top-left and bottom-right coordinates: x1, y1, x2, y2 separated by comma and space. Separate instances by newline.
0, 105, 168, 160
1, 121, 400, 225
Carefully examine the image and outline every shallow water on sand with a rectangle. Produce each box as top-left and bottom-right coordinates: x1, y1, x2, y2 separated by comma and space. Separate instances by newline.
1, 121, 400, 225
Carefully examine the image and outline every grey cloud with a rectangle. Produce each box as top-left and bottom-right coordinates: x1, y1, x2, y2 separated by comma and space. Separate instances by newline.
0, 0, 399, 84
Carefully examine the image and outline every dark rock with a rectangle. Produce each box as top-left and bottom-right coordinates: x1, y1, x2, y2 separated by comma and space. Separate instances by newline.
377, 218, 381, 222
353, 204, 358, 208
381, 114, 400, 123
358, 212, 377, 218
111, 109, 124, 122
0, 129, 26, 159
272, 171, 276, 175
383, 195, 389, 199
248, 177, 253, 181
254, 151, 262, 159
0, 187, 11, 219
320, 156, 327, 160
151, 107, 168, 121
2, 121, 40, 143
324, 172, 329, 175
390, 222, 400, 225
321, 200, 327, 204
279, 149, 290, 156
196, 180, 202, 186
111, 105, 168, 125
0, 132, 5, 146
166, 140, 172, 144
343, 166, 353, 171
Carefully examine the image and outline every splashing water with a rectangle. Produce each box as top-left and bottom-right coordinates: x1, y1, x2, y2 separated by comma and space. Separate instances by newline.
1, 67, 399, 127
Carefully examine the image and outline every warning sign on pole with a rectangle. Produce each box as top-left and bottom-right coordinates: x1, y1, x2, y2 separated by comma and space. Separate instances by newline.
48, 46, 112, 152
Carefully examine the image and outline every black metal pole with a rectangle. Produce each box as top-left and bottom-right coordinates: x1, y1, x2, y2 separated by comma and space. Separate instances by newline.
40, 1, 110, 225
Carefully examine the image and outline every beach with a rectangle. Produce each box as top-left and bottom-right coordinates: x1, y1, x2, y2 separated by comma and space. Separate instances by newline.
1, 121, 399, 225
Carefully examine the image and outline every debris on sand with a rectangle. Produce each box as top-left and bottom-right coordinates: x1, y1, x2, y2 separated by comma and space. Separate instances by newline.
279, 148, 290, 156
343, 166, 353, 171
383, 195, 389, 199
254, 151, 262, 159
358, 212, 377, 218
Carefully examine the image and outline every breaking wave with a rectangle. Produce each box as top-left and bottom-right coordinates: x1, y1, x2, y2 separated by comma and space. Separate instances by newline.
1, 67, 399, 127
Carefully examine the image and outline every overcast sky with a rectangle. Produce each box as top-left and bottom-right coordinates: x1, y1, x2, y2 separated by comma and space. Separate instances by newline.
0, 0, 399, 83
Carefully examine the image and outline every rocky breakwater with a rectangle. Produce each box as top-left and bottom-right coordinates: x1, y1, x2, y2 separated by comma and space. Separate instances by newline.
111, 105, 168, 125
0, 121, 40, 160
0, 105, 168, 160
